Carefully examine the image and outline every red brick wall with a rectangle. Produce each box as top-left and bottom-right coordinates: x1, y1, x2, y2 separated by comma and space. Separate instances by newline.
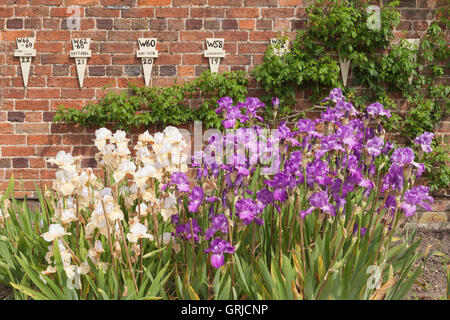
0, 0, 448, 224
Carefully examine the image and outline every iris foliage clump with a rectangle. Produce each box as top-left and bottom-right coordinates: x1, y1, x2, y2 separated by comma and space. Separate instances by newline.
0, 89, 436, 300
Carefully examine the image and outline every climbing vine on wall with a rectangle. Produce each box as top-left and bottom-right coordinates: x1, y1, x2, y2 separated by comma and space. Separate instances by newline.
253, 0, 449, 191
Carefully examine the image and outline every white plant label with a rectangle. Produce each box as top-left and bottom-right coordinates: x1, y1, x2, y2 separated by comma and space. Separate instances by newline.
339, 54, 351, 87
14, 37, 36, 87
137, 38, 158, 86
204, 38, 225, 74
70, 38, 91, 87
269, 38, 289, 56
407, 39, 420, 85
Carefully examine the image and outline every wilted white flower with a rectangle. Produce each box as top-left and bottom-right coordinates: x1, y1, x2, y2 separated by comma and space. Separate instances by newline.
41, 224, 71, 242
126, 221, 154, 243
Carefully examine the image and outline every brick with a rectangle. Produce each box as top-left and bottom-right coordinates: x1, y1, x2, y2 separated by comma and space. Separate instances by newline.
106, 66, 123, 76
0, 135, 26, 145
100, 0, 135, 6
170, 42, 203, 54
0, 159, 11, 168
6, 19, 23, 29
112, 55, 138, 65
149, 19, 166, 30
15, 7, 50, 17
62, 134, 95, 145
204, 20, 220, 30
73, 146, 97, 156
12, 158, 28, 168
180, 31, 213, 41
238, 43, 267, 54
262, 8, 295, 18
0, 122, 14, 133
97, 19, 114, 30
137, 0, 171, 5
15, 100, 49, 111
47, 78, 79, 88
25, 112, 42, 122
222, 19, 238, 30
124, 66, 141, 76
37, 146, 71, 157
279, 0, 304, 6
168, 19, 184, 30
30, 158, 45, 168
2, 147, 35, 157
215, 31, 249, 42
256, 20, 272, 30
86, 8, 120, 18
35, 43, 65, 53
239, 20, 255, 30
159, 65, 176, 76
121, 8, 155, 18
28, 135, 61, 145
132, 19, 149, 29
250, 31, 277, 41
100, 43, 134, 53
36, 31, 70, 42
7, 112, 25, 122
61, 89, 96, 99
65, 0, 99, 4
89, 66, 106, 76
209, 0, 242, 5
0, 8, 14, 18
227, 8, 260, 18
245, 0, 277, 6
1, 30, 34, 41
6, 169, 39, 180
26, 89, 60, 99
156, 8, 189, 18
177, 65, 195, 77
15, 123, 49, 134
108, 31, 141, 41
186, 19, 203, 30
89, 55, 112, 65
3, 89, 25, 99
191, 8, 225, 18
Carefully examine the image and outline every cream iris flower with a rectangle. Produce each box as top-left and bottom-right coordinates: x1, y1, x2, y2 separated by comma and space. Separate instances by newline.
126, 221, 154, 243
41, 224, 71, 242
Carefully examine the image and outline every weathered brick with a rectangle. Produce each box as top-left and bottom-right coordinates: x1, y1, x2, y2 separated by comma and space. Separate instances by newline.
7, 19, 23, 29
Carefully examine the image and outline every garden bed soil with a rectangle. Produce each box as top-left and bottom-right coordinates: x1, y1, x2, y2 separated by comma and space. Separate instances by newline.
0, 228, 448, 300
405, 227, 449, 300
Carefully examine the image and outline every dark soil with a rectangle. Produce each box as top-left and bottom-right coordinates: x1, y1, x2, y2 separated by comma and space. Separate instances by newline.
405, 228, 449, 300
1, 228, 448, 300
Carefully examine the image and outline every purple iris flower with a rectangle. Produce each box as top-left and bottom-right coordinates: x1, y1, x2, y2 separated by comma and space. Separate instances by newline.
391, 147, 415, 166
236, 198, 263, 225
381, 163, 404, 192
366, 102, 391, 118
188, 186, 204, 213
414, 132, 434, 153
309, 191, 335, 215
401, 186, 433, 217
257, 188, 273, 205
204, 238, 236, 269
175, 219, 202, 242
366, 136, 384, 157
170, 172, 191, 192
272, 97, 280, 110
205, 214, 229, 240
296, 118, 316, 133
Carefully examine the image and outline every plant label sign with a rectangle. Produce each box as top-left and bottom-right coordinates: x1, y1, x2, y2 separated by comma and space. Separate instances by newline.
339, 54, 351, 87
269, 38, 289, 56
137, 38, 158, 86
204, 38, 225, 74
70, 38, 91, 87
13, 37, 36, 87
